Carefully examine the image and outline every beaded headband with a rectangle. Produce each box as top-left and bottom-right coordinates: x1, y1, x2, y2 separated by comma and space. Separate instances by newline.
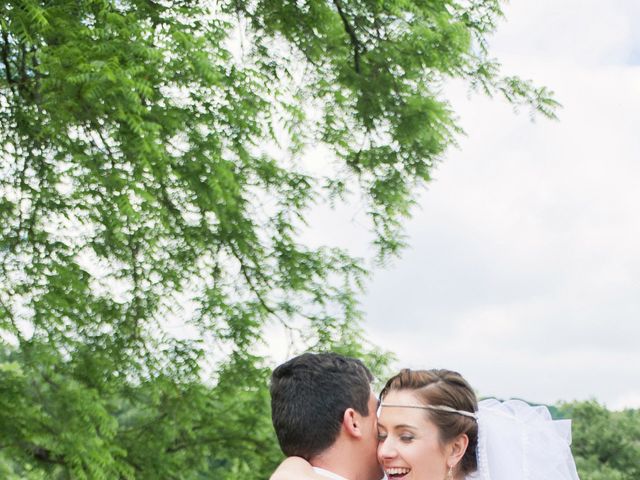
378, 402, 478, 420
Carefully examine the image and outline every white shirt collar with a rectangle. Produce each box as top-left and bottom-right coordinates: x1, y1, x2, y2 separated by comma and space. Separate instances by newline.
312, 467, 349, 480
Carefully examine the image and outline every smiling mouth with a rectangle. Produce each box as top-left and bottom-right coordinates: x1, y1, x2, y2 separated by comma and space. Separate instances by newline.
385, 467, 411, 478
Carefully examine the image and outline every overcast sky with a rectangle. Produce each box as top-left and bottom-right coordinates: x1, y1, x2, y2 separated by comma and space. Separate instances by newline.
361, 0, 640, 409
266, 0, 640, 409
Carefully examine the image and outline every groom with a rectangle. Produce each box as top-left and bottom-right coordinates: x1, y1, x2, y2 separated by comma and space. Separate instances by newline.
269, 352, 383, 480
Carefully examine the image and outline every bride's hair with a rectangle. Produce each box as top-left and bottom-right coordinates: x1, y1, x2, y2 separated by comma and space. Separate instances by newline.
379, 369, 478, 476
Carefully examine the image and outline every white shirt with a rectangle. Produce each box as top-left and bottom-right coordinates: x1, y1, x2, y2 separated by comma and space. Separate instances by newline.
312, 467, 349, 480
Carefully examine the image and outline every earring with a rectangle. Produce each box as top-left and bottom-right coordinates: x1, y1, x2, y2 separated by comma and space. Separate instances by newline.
446, 465, 454, 480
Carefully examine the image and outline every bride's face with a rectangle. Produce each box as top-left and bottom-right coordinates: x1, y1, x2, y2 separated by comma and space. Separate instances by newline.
376, 390, 449, 480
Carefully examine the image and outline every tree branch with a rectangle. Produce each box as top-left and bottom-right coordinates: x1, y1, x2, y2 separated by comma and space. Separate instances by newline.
226, 241, 298, 333
0, 296, 24, 344
333, 0, 362, 73
1, 29, 15, 89
16, 441, 66, 466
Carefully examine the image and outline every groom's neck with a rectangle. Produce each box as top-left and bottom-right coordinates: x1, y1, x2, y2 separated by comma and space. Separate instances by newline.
310, 441, 366, 480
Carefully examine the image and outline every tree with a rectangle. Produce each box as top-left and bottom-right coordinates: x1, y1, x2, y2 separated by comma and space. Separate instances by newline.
560, 401, 640, 480
1, 0, 556, 477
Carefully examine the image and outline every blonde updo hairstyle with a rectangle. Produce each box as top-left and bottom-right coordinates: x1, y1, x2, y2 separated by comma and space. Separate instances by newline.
379, 369, 479, 476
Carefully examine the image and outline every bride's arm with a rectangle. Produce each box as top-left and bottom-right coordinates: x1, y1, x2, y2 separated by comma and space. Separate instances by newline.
270, 457, 325, 480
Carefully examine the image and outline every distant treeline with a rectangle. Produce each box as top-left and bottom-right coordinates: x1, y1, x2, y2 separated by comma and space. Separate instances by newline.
1, 387, 637, 480
559, 401, 640, 480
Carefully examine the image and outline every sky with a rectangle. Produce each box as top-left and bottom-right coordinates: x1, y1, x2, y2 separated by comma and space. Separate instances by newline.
266, 0, 640, 409
362, 0, 640, 409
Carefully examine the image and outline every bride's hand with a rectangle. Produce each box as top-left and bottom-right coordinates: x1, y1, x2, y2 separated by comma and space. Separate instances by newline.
270, 456, 325, 480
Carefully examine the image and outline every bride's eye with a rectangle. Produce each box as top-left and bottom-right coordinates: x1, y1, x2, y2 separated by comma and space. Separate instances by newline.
400, 434, 414, 443
377, 432, 387, 441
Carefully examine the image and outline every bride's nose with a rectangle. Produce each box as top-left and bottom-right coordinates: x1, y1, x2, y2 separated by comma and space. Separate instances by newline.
377, 438, 397, 460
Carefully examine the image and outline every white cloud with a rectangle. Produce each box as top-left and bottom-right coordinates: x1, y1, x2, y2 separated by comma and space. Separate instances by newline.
261, 2, 640, 409
490, 0, 640, 66
359, 4, 640, 408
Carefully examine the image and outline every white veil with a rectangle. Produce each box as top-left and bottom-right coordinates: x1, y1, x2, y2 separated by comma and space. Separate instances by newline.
467, 399, 580, 480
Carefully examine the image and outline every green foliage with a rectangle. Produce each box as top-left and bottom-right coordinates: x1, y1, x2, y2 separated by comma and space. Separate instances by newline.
1, 0, 556, 478
560, 401, 640, 480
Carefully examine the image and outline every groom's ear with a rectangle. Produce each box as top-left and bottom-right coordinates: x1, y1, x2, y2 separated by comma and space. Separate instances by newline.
342, 408, 363, 438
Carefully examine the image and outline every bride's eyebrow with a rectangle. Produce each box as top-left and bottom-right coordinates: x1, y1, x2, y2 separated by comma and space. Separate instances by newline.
378, 422, 418, 431
392, 424, 418, 430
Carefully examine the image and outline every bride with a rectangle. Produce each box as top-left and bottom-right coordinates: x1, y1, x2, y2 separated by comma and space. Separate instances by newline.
271, 368, 580, 480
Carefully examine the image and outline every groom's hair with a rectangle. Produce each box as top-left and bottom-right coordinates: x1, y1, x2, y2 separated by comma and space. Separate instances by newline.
270, 352, 374, 459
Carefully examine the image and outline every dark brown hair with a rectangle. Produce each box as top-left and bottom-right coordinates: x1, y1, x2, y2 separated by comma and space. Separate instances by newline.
270, 352, 374, 459
379, 368, 478, 475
